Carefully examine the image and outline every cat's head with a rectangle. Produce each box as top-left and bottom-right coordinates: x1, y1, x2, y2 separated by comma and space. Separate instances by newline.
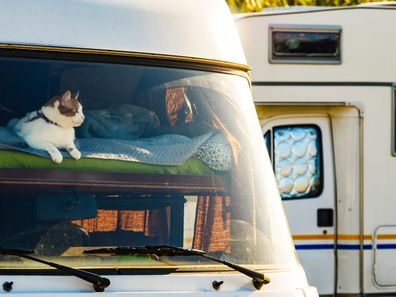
42, 90, 85, 128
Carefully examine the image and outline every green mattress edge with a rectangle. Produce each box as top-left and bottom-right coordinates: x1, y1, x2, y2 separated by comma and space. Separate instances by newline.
0, 150, 215, 176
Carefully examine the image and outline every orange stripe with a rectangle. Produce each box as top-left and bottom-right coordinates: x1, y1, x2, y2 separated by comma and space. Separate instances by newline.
338, 234, 371, 240
377, 234, 396, 240
292, 234, 334, 240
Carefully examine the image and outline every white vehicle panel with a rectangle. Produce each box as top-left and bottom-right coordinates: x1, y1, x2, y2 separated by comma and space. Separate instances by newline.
0, 270, 316, 296
0, 0, 246, 65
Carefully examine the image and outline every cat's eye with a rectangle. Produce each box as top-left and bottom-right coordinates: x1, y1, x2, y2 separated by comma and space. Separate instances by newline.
65, 109, 78, 116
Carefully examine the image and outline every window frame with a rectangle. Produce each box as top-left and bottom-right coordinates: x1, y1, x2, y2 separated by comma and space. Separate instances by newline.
267, 124, 324, 200
269, 24, 342, 65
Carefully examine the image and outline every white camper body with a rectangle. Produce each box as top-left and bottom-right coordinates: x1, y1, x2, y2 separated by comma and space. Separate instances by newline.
236, 5, 396, 296
0, 1, 317, 296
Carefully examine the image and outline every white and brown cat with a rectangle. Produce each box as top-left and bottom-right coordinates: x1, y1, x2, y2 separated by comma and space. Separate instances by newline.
9, 90, 85, 164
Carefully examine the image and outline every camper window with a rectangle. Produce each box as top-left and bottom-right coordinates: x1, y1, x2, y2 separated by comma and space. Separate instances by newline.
0, 51, 297, 271
269, 25, 342, 64
265, 125, 323, 199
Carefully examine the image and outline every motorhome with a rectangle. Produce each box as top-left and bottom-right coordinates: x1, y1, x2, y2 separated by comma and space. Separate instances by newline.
0, 0, 318, 296
236, 5, 396, 296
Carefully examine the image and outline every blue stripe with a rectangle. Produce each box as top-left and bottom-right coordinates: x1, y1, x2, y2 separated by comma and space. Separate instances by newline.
295, 244, 334, 250
377, 244, 396, 249
337, 244, 372, 250
295, 244, 373, 250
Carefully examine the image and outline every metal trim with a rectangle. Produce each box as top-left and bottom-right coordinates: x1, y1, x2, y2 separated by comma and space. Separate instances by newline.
268, 24, 342, 65
0, 43, 250, 73
252, 81, 394, 87
328, 113, 339, 295
359, 108, 364, 295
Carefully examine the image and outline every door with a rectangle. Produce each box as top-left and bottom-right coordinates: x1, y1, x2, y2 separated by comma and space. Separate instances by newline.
263, 115, 336, 295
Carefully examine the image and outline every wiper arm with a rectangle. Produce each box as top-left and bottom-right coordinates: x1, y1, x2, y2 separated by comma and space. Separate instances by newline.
0, 248, 110, 292
84, 245, 270, 290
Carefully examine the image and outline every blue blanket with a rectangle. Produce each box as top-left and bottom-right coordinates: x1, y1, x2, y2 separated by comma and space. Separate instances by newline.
0, 126, 214, 166
77, 105, 160, 140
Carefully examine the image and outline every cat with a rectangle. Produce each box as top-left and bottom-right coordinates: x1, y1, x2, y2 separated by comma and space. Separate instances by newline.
9, 90, 85, 164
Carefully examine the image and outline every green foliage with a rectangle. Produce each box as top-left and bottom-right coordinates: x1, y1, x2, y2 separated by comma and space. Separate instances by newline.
226, 0, 263, 12
226, 0, 385, 12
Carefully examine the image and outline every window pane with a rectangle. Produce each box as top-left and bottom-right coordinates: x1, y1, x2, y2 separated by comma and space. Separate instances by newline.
0, 54, 297, 270
270, 25, 341, 64
273, 32, 339, 57
273, 126, 322, 199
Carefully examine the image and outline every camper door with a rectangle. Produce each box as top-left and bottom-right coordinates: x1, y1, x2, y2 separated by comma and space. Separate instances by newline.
262, 115, 336, 295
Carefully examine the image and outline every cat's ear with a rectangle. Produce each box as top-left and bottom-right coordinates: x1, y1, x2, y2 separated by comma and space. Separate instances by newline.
60, 90, 72, 106
74, 90, 80, 101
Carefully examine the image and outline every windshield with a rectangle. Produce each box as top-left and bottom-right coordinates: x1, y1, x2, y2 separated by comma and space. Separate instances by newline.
0, 53, 297, 271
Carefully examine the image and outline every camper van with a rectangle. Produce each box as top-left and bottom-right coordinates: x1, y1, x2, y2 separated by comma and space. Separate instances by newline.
236, 5, 396, 296
0, 0, 318, 296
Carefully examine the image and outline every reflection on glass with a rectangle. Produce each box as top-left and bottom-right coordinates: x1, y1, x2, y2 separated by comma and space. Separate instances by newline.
0, 55, 296, 271
273, 31, 340, 57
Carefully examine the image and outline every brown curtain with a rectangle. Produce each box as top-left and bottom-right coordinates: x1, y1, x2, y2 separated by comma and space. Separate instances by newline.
165, 87, 193, 126
73, 208, 170, 243
193, 196, 231, 253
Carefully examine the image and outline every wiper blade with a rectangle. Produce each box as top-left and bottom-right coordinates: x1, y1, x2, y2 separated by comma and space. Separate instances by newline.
84, 245, 270, 290
0, 248, 110, 292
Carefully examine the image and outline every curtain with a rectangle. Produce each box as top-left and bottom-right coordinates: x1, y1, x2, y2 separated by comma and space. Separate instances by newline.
193, 196, 231, 253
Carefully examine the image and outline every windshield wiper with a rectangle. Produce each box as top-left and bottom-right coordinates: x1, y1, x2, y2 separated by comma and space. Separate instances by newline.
0, 248, 110, 292
84, 245, 270, 290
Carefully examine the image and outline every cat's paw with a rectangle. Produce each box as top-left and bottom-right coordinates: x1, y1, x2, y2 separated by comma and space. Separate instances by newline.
50, 151, 63, 164
66, 144, 81, 160
69, 148, 81, 160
